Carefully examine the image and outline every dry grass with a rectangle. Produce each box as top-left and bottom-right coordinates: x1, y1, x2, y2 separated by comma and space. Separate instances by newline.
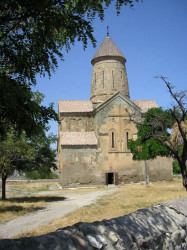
6, 182, 58, 196
0, 181, 60, 224
19, 178, 187, 238
0, 182, 105, 224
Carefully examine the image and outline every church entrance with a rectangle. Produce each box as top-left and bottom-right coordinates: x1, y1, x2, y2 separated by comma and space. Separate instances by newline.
105, 172, 118, 185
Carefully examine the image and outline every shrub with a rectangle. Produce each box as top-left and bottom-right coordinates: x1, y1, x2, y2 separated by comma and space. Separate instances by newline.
173, 160, 181, 175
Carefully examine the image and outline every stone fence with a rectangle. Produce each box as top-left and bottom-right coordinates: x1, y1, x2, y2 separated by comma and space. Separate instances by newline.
0, 197, 187, 249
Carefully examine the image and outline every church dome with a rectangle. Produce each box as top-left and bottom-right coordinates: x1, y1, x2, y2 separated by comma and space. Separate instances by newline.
91, 36, 126, 65
90, 34, 130, 102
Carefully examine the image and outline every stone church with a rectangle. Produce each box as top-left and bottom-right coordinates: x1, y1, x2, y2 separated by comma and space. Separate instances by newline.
58, 34, 172, 186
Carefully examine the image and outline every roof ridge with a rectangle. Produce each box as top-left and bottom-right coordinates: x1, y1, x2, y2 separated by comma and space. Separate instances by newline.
58, 100, 91, 102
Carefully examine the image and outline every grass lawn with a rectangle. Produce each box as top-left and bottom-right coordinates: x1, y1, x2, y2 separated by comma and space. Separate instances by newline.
17, 178, 187, 238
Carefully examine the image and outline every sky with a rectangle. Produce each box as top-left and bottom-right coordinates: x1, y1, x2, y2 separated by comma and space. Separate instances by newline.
33, 0, 187, 145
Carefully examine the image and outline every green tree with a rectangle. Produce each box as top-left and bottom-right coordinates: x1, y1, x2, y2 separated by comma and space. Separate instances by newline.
0, 130, 57, 200
0, 0, 140, 137
24, 133, 57, 180
0, 130, 32, 200
128, 77, 187, 190
0, 91, 57, 200
1, 0, 140, 83
0, 79, 57, 138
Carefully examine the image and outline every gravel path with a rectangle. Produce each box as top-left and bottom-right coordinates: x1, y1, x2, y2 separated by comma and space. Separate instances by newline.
0, 187, 117, 239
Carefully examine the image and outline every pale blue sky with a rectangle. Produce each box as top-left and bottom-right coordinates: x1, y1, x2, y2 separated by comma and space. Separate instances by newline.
34, 0, 187, 143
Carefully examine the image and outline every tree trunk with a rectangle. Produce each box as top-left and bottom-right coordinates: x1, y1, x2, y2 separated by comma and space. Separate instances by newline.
144, 160, 149, 186
177, 157, 187, 191
2, 173, 7, 200
182, 169, 187, 191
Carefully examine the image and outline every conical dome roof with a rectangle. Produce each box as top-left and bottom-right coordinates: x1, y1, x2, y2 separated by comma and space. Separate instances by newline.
91, 36, 126, 64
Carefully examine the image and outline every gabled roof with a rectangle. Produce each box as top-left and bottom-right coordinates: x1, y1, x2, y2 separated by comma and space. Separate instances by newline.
94, 92, 141, 114
132, 100, 158, 113
59, 131, 97, 146
58, 100, 93, 113
91, 36, 126, 64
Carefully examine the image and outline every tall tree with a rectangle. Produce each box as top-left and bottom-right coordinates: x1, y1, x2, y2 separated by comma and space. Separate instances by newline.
1, 0, 140, 83
0, 0, 141, 137
0, 130, 32, 200
128, 77, 187, 189
0, 91, 57, 200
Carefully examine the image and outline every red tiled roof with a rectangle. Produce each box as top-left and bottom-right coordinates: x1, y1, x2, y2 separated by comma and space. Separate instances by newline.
58, 100, 93, 113
132, 100, 158, 113
60, 131, 97, 146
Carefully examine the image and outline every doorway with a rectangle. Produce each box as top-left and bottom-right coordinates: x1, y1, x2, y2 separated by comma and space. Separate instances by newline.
105, 172, 118, 185
108, 173, 114, 184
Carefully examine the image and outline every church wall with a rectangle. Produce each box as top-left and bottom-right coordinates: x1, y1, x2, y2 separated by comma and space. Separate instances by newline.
59, 146, 100, 186
60, 113, 94, 132
93, 100, 173, 184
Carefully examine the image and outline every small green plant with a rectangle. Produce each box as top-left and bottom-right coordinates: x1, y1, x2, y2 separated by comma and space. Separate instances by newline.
173, 160, 181, 175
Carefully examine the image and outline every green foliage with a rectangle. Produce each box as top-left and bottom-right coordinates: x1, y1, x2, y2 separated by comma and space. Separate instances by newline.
0, 130, 33, 182
0, 77, 58, 138
128, 137, 169, 161
0, 0, 140, 84
0, 0, 140, 138
128, 108, 172, 161
25, 171, 58, 180
0, 128, 57, 198
136, 108, 175, 142
173, 160, 181, 175
23, 132, 58, 178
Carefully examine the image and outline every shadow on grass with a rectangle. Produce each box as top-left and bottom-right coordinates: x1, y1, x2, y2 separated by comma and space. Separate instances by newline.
2, 196, 67, 203
0, 205, 46, 214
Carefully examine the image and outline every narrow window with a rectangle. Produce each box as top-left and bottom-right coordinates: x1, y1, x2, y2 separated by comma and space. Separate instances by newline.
95, 73, 96, 86
112, 132, 115, 148
112, 71, 114, 88
103, 71, 104, 88
121, 71, 122, 79
126, 132, 129, 144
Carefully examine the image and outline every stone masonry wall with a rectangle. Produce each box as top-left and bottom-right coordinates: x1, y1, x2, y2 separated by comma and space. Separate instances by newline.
91, 57, 129, 102
60, 113, 94, 132
1, 197, 187, 249
59, 146, 99, 186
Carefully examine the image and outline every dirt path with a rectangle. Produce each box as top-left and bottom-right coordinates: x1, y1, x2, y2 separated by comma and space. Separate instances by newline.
0, 187, 117, 239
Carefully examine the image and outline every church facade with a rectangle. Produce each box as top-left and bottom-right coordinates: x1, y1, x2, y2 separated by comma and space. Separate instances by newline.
58, 34, 172, 186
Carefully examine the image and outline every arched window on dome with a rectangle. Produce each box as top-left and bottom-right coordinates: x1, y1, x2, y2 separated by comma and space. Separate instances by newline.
103, 71, 104, 88
112, 71, 114, 88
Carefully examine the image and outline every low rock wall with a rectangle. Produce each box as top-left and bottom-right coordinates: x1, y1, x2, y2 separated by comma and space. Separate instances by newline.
0, 197, 187, 249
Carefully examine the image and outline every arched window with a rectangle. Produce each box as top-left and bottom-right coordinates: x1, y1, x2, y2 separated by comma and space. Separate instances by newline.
112, 71, 114, 88
109, 130, 116, 151
103, 71, 104, 88
126, 131, 129, 144
124, 130, 131, 151
112, 132, 115, 148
